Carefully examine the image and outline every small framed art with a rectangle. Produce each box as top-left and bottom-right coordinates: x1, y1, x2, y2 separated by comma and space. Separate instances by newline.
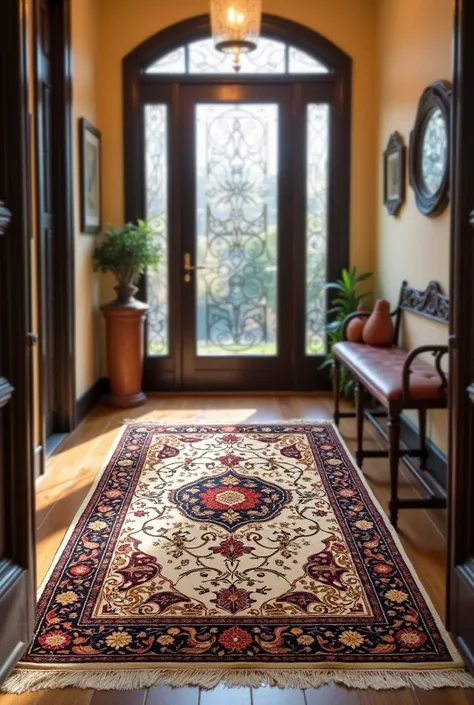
383, 131, 405, 216
79, 118, 101, 234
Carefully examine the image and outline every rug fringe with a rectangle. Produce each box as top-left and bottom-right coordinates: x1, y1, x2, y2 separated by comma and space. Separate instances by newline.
3, 667, 474, 693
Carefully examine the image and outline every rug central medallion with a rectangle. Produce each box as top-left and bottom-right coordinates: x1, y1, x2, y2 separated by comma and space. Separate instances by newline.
170, 465, 291, 531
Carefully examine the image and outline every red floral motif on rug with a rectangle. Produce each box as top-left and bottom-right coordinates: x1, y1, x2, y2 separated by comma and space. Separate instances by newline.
7, 423, 472, 692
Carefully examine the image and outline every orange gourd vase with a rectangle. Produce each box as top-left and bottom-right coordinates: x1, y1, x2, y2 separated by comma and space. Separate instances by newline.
346, 304, 368, 343
362, 299, 394, 346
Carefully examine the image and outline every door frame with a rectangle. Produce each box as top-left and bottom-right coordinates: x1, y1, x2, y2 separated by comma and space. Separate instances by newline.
0, 0, 37, 682
33, 0, 76, 468
447, 0, 474, 670
123, 14, 352, 392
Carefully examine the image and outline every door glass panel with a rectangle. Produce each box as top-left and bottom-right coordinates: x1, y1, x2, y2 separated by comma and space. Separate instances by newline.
146, 47, 186, 74
289, 46, 329, 74
306, 104, 329, 355
144, 104, 169, 356
195, 103, 279, 356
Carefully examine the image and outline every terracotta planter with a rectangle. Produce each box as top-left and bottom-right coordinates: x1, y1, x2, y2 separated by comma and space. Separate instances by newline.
346, 304, 368, 343
101, 284, 149, 408
362, 299, 394, 347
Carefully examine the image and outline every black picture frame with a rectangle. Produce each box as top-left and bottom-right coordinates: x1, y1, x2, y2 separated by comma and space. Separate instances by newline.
383, 131, 405, 216
79, 118, 101, 234
408, 80, 452, 217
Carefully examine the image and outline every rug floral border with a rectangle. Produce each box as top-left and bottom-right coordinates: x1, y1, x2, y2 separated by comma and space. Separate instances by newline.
22, 423, 460, 669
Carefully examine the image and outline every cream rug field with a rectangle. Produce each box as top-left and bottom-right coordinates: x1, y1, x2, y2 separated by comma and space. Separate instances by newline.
4, 422, 473, 692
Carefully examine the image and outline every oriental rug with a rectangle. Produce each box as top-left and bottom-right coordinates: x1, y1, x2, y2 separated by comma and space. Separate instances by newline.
4, 422, 473, 692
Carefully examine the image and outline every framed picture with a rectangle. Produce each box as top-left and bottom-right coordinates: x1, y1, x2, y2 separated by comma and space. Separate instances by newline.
79, 118, 101, 233
383, 131, 405, 216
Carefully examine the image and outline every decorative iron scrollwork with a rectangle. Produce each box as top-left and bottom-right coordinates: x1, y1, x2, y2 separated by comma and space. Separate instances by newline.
399, 280, 449, 324
196, 103, 278, 355
145, 105, 169, 356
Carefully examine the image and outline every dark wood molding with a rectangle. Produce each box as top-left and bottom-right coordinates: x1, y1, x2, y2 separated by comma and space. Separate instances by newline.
75, 378, 106, 425
409, 80, 452, 217
0, 0, 37, 681
447, 0, 474, 664
383, 131, 405, 216
33, 0, 76, 451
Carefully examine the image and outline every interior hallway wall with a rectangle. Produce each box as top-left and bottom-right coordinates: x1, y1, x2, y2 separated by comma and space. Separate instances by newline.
376, 0, 454, 453
71, 0, 101, 398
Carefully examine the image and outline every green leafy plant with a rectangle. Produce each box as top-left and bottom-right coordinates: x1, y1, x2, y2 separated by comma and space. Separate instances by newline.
320, 267, 372, 397
93, 220, 160, 285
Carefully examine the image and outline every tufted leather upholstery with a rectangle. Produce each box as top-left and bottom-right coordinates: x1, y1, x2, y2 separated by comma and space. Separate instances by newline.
332, 342, 447, 402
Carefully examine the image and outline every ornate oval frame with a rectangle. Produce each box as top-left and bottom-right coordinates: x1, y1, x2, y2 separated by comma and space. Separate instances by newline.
408, 80, 452, 217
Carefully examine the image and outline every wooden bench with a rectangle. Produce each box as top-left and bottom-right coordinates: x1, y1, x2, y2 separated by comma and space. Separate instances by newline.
332, 281, 449, 528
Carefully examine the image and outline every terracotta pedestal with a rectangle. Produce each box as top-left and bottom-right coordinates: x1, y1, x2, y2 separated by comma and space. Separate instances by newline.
101, 289, 149, 408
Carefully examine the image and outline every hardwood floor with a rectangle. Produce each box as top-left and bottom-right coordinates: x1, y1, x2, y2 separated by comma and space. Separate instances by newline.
1, 394, 471, 704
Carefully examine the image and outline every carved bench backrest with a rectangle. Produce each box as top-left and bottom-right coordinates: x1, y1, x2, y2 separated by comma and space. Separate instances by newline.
393, 280, 449, 344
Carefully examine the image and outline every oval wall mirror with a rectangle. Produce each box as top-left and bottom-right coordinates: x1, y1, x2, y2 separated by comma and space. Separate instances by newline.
409, 80, 452, 217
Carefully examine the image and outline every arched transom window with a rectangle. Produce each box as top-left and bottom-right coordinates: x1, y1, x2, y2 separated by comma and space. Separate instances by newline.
145, 37, 330, 75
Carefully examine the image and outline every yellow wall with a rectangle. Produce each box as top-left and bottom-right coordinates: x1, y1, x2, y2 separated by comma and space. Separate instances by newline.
376, 0, 453, 453
96, 0, 379, 370
71, 0, 101, 398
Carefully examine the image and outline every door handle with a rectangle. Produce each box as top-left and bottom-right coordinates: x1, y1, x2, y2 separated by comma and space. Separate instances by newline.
183, 252, 205, 283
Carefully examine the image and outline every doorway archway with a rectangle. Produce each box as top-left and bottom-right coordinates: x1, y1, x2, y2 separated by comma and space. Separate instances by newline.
123, 14, 352, 391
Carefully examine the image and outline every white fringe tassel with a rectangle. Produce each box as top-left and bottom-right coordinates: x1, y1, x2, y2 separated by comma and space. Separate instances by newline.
3, 667, 474, 694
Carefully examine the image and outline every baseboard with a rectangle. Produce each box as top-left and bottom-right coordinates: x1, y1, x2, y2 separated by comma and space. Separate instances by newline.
399, 412, 447, 490
75, 378, 108, 425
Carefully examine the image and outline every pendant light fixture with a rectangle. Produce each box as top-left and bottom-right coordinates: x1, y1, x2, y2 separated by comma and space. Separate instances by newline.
210, 0, 262, 72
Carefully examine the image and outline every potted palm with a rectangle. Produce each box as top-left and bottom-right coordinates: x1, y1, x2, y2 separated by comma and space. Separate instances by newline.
94, 220, 160, 407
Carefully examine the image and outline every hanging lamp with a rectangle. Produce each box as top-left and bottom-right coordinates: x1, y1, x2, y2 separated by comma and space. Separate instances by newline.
210, 0, 262, 72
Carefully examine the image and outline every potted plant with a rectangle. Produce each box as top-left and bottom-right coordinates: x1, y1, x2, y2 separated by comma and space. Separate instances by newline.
94, 220, 160, 407
320, 267, 372, 398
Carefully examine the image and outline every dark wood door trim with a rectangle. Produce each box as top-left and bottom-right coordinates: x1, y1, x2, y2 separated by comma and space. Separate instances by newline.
33, 0, 76, 465
0, 0, 37, 681
448, 0, 474, 672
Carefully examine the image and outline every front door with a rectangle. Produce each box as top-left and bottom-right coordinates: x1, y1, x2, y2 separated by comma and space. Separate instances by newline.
180, 85, 293, 389
125, 30, 351, 392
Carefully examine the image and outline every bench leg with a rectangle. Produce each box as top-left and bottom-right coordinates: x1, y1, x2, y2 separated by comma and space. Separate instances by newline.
355, 381, 365, 468
333, 359, 341, 427
418, 408, 428, 469
388, 412, 401, 528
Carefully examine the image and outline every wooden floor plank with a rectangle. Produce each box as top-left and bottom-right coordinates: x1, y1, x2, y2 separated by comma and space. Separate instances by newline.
199, 685, 251, 705
145, 686, 199, 705
413, 686, 474, 704
251, 686, 305, 705
358, 689, 416, 705
90, 690, 146, 705
305, 683, 362, 704
36, 689, 94, 705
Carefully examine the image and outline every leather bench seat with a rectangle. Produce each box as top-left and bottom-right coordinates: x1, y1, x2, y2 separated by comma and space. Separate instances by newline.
332, 342, 447, 402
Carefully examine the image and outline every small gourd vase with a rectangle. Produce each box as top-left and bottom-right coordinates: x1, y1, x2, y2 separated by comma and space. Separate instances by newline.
362, 299, 394, 346
346, 304, 368, 343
